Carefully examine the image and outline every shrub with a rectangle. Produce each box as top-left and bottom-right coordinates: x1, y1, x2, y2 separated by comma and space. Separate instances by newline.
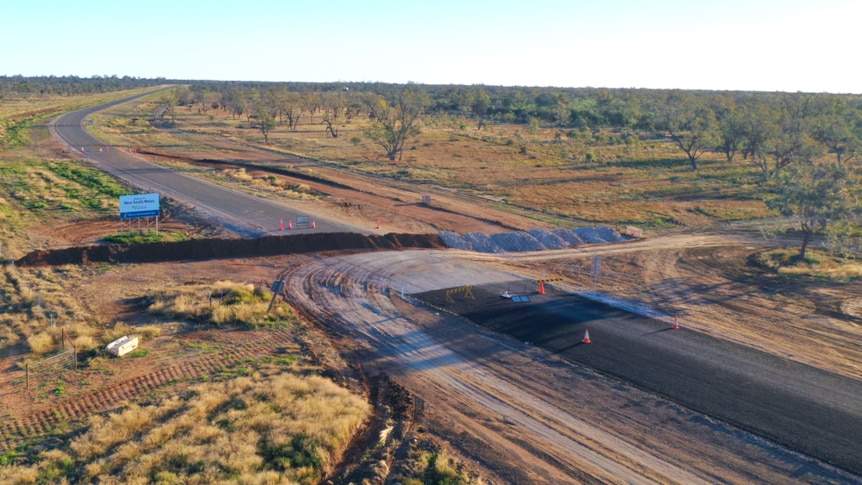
27, 331, 54, 354
73, 335, 98, 351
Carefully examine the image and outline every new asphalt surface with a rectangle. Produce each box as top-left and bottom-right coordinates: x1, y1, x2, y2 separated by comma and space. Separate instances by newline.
414, 282, 862, 476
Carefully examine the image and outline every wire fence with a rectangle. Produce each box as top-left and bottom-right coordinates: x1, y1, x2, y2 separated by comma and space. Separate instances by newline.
25, 348, 76, 392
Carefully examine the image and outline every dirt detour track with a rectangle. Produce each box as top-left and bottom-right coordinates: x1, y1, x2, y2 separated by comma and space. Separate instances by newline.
415, 283, 862, 477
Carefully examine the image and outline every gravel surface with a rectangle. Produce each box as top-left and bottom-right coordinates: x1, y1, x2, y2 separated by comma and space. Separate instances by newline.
439, 226, 625, 253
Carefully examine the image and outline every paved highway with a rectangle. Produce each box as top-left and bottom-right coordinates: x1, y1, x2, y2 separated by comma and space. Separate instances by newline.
50, 90, 359, 237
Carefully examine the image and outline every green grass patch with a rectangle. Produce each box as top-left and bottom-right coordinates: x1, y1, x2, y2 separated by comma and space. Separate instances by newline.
0, 158, 128, 217
103, 231, 168, 244
129, 348, 152, 358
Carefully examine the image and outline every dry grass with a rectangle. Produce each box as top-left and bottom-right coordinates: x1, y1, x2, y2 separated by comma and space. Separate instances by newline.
147, 280, 294, 328
1, 265, 96, 355
758, 249, 862, 281
25, 332, 54, 354
0, 364, 370, 484
397, 447, 480, 485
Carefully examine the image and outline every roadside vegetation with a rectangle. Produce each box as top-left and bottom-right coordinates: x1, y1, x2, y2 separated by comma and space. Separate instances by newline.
0, 359, 370, 484
757, 248, 862, 281
146, 280, 295, 328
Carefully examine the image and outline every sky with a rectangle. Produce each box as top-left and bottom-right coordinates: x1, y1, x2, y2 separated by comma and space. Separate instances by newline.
2, 0, 859, 93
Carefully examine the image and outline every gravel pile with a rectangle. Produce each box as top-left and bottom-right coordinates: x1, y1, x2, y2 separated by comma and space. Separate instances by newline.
529, 229, 569, 249
553, 229, 585, 245
462, 232, 498, 253
491, 231, 545, 252
439, 231, 471, 250
438, 226, 625, 253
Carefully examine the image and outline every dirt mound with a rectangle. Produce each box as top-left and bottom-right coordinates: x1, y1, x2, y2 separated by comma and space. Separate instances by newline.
15, 233, 448, 267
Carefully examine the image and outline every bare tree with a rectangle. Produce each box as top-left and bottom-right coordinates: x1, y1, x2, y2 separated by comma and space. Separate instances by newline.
320, 92, 345, 138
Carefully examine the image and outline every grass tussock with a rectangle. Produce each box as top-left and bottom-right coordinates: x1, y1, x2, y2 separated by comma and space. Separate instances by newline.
758, 249, 862, 281
147, 280, 295, 328
0, 367, 370, 485
399, 449, 478, 485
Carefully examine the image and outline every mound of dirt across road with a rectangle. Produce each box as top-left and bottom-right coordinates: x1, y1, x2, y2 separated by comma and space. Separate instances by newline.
15, 227, 627, 267
15, 232, 447, 267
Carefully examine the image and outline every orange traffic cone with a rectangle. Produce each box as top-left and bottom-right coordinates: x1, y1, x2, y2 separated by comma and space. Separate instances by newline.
311, 220, 316, 229
288, 219, 293, 230
376, 217, 381, 229
671, 316, 680, 329
582, 329, 591, 344
279, 217, 284, 231
539, 282, 545, 295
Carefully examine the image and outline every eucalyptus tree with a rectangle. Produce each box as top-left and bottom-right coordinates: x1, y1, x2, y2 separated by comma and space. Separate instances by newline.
738, 99, 776, 164
661, 92, 718, 170
765, 160, 858, 258
363, 89, 430, 161
764, 94, 821, 178
811, 95, 861, 164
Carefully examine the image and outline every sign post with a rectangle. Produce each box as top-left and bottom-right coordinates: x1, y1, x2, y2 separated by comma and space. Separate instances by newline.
591, 255, 602, 291
119, 193, 161, 234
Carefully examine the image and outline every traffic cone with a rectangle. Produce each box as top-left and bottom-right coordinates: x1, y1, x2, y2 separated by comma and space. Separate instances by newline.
376, 217, 381, 229
539, 282, 545, 295
288, 219, 293, 229
279, 217, 284, 231
311, 220, 316, 229
671, 316, 680, 329
582, 329, 591, 344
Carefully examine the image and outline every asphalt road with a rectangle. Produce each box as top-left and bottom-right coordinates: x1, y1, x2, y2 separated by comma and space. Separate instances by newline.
415, 282, 862, 477
50, 90, 358, 237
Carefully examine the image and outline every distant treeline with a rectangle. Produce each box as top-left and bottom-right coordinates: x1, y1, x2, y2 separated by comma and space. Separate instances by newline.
6, 76, 861, 171
0, 75, 170, 96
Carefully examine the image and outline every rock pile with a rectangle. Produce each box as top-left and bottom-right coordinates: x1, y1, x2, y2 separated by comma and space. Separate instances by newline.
439, 226, 626, 253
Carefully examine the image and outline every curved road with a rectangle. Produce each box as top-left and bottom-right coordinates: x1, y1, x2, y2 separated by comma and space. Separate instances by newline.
50, 89, 359, 237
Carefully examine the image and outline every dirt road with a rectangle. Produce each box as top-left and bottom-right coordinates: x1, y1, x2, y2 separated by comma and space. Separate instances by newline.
281, 244, 859, 484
